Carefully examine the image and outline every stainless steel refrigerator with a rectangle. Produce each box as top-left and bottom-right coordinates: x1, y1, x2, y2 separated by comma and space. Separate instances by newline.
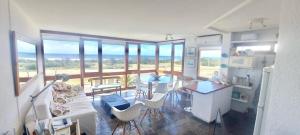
253, 66, 274, 135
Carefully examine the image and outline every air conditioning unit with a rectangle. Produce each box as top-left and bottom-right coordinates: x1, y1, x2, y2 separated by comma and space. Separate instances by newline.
196, 35, 222, 46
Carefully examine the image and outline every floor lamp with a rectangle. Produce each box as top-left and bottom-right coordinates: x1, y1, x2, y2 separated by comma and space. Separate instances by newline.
30, 74, 69, 134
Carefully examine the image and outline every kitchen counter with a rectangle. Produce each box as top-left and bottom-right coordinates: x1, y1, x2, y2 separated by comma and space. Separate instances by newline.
183, 80, 231, 94
183, 80, 233, 123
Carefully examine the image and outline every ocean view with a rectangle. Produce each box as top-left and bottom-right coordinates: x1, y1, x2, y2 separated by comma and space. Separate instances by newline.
20, 53, 182, 61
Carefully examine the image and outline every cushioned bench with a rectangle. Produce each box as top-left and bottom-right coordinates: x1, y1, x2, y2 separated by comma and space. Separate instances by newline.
101, 94, 130, 118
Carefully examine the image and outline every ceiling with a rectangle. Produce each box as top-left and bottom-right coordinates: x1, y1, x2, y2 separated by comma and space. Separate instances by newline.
211, 0, 281, 32
14, 0, 281, 41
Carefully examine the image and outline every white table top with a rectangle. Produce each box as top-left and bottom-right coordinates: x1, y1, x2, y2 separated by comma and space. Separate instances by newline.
92, 84, 121, 89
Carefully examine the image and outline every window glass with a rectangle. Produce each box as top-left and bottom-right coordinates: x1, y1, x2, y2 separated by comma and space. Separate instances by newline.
44, 40, 80, 85
44, 40, 80, 76
198, 49, 221, 79
140, 44, 156, 70
84, 41, 98, 73
102, 44, 125, 72
159, 44, 172, 71
174, 44, 184, 72
128, 44, 138, 70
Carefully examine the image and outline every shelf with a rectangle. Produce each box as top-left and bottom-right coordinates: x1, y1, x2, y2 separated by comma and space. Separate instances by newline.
234, 85, 252, 90
232, 98, 248, 103
231, 40, 277, 44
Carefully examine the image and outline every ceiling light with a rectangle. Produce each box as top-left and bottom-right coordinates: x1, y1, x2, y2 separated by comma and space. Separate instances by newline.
165, 34, 174, 41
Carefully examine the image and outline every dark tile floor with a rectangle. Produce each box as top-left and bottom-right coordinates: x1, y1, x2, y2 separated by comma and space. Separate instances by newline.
91, 90, 255, 135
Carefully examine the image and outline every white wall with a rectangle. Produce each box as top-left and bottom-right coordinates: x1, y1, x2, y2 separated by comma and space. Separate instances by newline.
261, 0, 300, 134
183, 36, 199, 79
0, 0, 43, 134
183, 34, 230, 80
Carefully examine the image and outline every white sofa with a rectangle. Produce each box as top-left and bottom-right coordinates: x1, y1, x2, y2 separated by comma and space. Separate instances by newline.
25, 86, 97, 135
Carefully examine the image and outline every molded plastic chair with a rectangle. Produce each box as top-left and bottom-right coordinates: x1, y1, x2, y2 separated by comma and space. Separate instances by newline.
140, 93, 166, 123
164, 79, 181, 108
111, 102, 144, 135
134, 77, 148, 100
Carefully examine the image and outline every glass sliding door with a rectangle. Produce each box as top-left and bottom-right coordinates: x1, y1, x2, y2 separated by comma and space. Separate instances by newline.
43, 40, 81, 85
159, 44, 172, 74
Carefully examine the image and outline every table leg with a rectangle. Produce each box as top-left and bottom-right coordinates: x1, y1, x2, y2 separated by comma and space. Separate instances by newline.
148, 82, 152, 99
92, 89, 95, 102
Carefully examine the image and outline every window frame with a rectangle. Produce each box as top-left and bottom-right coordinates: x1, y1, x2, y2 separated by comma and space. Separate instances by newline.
41, 30, 185, 92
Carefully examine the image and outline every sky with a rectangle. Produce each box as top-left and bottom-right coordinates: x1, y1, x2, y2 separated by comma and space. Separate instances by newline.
42, 40, 183, 56
17, 40, 36, 53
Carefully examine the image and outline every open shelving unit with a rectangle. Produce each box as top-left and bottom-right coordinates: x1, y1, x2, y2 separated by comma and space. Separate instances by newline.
234, 84, 252, 90
232, 98, 248, 103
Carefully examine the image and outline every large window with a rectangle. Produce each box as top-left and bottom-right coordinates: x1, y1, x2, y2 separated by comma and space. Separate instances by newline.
174, 44, 184, 72
44, 40, 80, 76
159, 44, 172, 72
102, 44, 125, 72
140, 44, 156, 70
128, 44, 138, 70
42, 32, 184, 93
198, 49, 221, 79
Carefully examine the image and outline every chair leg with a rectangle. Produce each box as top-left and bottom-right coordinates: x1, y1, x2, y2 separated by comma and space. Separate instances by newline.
123, 122, 126, 135
158, 109, 164, 118
112, 121, 120, 135
163, 93, 169, 105
133, 120, 141, 135
140, 109, 149, 123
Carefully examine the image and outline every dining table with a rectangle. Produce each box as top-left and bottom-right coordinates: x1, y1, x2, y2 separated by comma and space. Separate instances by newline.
146, 75, 171, 99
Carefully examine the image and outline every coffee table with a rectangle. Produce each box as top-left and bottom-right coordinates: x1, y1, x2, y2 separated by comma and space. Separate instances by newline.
101, 94, 130, 118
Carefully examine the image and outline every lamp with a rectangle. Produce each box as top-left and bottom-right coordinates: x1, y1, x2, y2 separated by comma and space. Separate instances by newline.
30, 74, 69, 134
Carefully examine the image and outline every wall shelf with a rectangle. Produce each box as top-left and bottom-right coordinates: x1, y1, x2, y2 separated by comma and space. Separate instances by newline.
231, 40, 277, 44
232, 98, 248, 103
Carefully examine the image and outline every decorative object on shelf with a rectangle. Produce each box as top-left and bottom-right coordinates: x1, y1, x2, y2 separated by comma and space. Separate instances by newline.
221, 53, 229, 58
186, 47, 196, 57
186, 59, 195, 68
30, 74, 69, 134
232, 91, 241, 99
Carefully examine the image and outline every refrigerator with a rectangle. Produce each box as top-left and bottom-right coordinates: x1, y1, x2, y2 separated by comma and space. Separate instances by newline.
253, 66, 274, 135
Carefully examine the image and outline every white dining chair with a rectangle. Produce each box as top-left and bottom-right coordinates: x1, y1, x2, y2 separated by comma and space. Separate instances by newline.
153, 82, 168, 94
134, 77, 148, 100
111, 102, 144, 135
164, 79, 181, 108
140, 93, 166, 123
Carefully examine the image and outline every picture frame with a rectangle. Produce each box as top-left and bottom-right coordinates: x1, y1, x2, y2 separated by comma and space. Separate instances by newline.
186, 47, 196, 57
186, 59, 195, 68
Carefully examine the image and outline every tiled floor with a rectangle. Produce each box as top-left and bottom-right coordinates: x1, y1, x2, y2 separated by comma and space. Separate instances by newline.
91, 90, 255, 135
